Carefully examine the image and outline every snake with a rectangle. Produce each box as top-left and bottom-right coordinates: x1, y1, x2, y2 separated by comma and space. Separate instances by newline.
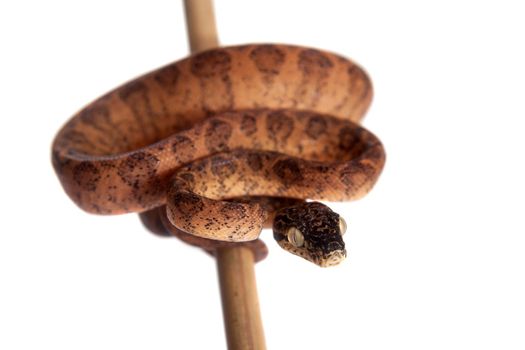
52, 44, 386, 267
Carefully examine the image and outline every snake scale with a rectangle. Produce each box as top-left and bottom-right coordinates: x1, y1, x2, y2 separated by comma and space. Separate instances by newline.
52, 44, 386, 267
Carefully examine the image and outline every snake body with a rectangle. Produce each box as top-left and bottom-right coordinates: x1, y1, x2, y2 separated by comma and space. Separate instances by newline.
52, 44, 385, 266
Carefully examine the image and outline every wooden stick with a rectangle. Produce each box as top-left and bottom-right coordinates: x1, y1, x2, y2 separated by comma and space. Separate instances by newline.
183, 0, 219, 52
216, 247, 266, 350
182, 1, 267, 349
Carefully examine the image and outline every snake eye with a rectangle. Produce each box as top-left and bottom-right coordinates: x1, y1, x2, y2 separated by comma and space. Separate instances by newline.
338, 217, 347, 235
287, 227, 304, 247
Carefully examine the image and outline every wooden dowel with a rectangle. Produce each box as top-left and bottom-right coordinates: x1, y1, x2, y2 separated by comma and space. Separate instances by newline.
182, 1, 266, 349
216, 247, 266, 350
183, 0, 219, 52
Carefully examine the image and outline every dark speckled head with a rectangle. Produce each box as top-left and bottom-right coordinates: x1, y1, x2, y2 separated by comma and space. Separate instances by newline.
273, 202, 347, 267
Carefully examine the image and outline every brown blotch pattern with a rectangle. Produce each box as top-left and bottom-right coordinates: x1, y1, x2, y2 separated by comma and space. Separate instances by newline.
249, 45, 286, 75
305, 114, 328, 139
73, 162, 101, 192
204, 119, 232, 152
171, 135, 196, 162
119, 81, 149, 104
247, 153, 263, 171
135, 177, 165, 209
117, 152, 159, 188
240, 112, 257, 136
338, 126, 360, 151
190, 50, 232, 78
298, 49, 334, 76
171, 191, 204, 216
78, 104, 126, 153
118, 81, 160, 142
347, 65, 371, 106
58, 129, 98, 154
177, 172, 196, 189
154, 65, 181, 95
266, 111, 294, 143
272, 158, 304, 185
340, 161, 377, 187
79, 104, 112, 131
220, 202, 247, 221
210, 156, 237, 178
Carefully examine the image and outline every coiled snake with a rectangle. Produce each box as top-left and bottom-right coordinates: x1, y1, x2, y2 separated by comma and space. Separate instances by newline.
52, 44, 385, 267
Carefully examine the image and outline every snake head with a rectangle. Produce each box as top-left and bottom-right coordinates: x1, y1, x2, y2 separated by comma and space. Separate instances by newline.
273, 202, 347, 267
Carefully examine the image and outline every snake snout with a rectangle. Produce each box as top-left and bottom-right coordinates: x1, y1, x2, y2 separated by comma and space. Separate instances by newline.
327, 241, 345, 252
319, 250, 347, 267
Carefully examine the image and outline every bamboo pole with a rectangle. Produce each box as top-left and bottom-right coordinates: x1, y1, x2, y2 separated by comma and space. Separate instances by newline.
182, 1, 267, 349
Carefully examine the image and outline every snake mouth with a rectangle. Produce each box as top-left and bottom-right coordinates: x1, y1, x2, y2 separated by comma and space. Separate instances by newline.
276, 240, 347, 267
318, 250, 347, 267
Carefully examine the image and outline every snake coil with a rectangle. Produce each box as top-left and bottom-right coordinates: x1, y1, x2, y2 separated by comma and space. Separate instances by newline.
52, 44, 385, 267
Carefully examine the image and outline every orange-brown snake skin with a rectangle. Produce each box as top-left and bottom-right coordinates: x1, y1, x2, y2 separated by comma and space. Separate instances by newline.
52, 44, 385, 266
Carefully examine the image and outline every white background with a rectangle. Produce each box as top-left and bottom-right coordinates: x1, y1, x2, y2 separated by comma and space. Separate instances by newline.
1, 0, 524, 349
